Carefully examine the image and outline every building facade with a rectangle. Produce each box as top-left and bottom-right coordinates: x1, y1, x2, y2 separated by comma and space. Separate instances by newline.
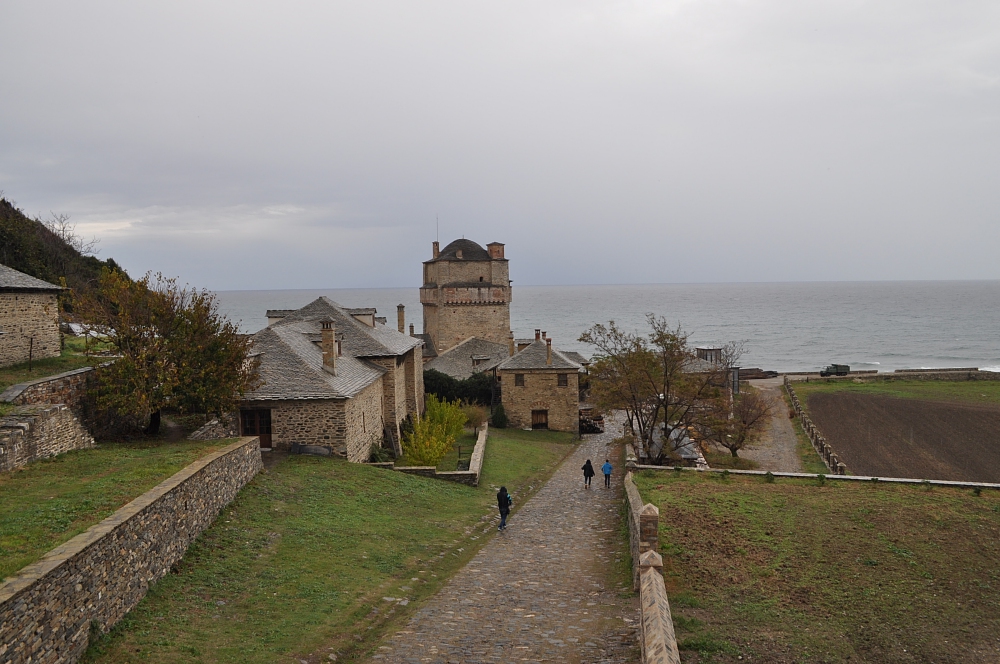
495, 334, 582, 434
420, 239, 511, 354
0, 264, 62, 368
240, 297, 424, 462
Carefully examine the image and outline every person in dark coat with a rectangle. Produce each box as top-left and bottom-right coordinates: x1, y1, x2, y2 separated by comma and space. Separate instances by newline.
582, 459, 595, 487
497, 486, 512, 530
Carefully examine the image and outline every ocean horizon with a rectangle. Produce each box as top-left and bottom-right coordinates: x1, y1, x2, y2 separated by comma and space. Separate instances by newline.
212, 280, 1000, 374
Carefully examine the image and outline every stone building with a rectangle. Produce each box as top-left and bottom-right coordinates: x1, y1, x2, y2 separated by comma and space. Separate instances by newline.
240, 297, 424, 462
495, 331, 583, 433
420, 239, 511, 354
424, 336, 510, 381
0, 264, 62, 368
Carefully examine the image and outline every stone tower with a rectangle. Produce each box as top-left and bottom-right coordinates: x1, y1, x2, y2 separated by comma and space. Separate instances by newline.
420, 239, 512, 353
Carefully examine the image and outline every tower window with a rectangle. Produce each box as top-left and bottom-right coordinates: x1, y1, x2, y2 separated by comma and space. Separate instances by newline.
557, 374, 568, 387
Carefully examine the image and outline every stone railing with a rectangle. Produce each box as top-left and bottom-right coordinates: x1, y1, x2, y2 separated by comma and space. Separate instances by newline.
784, 376, 847, 475
0, 437, 262, 664
0, 404, 95, 472
371, 423, 489, 487
0, 366, 96, 412
624, 471, 681, 664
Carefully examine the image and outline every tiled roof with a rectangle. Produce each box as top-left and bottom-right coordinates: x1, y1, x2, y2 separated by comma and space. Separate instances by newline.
0, 264, 62, 291
245, 297, 422, 401
560, 350, 591, 366
273, 297, 421, 357
495, 339, 583, 371
427, 239, 492, 262
424, 337, 510, 380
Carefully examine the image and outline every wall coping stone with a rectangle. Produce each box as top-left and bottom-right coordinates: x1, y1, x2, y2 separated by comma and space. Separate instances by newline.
0, 436, 259, 604
366, 423, 489, 486
0, 366, 97, 403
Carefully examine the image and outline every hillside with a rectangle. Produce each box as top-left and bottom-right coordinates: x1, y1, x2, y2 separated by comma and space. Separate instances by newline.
0, 196, 126, 302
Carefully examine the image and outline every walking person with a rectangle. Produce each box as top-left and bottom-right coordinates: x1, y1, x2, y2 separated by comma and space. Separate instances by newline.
602, 459, 613, 488
582, 459, 595, 487
497, 486, 512, 530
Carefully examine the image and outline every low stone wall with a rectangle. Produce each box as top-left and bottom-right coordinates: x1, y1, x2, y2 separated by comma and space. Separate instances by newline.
188, 413, 239, 440
0, 437, 262, 664
624, 471, 680, 664
375, 423, 489, 487
0, 366, 95, 412
784, 377, 847, 475
0, 404, 96, 472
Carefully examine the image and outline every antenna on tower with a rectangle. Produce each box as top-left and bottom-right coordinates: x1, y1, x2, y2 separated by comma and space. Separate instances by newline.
436, 214, 439, 243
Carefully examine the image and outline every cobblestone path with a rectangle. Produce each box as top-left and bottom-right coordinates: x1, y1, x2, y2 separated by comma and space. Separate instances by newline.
370, 426, 639, 663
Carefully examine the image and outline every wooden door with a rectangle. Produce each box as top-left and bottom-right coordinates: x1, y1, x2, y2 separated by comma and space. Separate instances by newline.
241, 409, 273, 449
531, 410, 549, 430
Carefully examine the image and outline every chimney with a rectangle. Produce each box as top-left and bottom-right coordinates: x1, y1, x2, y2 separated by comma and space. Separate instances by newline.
397, 304, 405, 333
432, 241, 440, 259
534, 329, 541, 341
541, 331, 547, 340
546, 338, 552, 365
487, 242, 505, 259
321, 319, 337, 375
508, 331, 515, 357
409, 323, 415, 336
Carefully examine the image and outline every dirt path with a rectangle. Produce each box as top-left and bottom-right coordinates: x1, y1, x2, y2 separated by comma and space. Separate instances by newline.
738, 378, 803, 473
369, 424, 639, 663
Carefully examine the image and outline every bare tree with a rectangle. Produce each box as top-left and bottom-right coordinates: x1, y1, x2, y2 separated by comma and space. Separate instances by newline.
42, 213, 100, 256
699, 388, 774, 458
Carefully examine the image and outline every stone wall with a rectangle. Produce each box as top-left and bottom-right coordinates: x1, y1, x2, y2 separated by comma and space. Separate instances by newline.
371, 423, 488, 487
344, 378, 385, 462
0, 404, 95, 472
242, 398, 346, 452
423, 302, 512, 352
0, 366, 95, 412
0, 437, 262, 664
0, 292, 61, 368
798, 370, 1000, 383
784, 377, 847, 475
623, 471, 681, 664
500, 369, 579, 433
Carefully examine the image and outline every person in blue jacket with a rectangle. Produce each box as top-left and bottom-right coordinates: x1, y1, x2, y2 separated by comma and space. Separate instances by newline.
602, 459, 613, 488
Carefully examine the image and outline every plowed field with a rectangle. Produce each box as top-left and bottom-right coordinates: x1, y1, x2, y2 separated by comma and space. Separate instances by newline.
807, 392, 1000, 482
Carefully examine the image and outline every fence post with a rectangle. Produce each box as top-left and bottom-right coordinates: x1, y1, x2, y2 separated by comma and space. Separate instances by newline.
639, 503, 659, 554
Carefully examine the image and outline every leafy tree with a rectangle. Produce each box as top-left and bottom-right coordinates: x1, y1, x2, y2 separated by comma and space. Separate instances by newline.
80, 269, 257, 437
423, 368, 498, 406
580, 315, 743, 464
490, 402, 509, 428
402, 395, 467, 466
697, 388, 774, 458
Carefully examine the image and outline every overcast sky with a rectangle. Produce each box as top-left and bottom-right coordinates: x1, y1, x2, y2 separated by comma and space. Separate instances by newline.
2, 1, 998, 289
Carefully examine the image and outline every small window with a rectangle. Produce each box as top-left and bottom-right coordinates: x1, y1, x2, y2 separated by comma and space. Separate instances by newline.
515, 374, 525, 387
557, 373, 568, 387
479, 276, 484, 282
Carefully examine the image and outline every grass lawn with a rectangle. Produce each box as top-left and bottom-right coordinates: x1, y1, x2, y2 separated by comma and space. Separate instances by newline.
791, 377, 1000, 408
0, 438, 233, 581
394, 431, 479, 471
0, 335, 107, 397
703, 451, 760, 471
634, 471, 1000, 663
84, 427, 578, 663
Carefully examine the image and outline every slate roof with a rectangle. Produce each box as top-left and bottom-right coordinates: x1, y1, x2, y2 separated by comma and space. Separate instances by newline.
560, 350, 591, 366
0, 264, 63, 292
424, 337, 510, 380
427, 239, 492, 262
414, 333, 437, 358
495, 339, 584, 371
245, 297, 422, 401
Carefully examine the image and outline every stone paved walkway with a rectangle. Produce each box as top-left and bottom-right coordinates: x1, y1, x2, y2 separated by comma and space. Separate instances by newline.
369, 425, 639, 663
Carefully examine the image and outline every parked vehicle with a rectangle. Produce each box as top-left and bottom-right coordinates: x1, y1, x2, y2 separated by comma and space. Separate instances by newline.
820, 363, 850, 377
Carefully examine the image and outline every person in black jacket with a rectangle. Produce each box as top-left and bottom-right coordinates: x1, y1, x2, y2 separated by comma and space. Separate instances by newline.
497, 486, 512, 530
582, 459, 595, 487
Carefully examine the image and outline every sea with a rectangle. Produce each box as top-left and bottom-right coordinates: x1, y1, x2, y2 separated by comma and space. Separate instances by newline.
213, 281, 1000, 374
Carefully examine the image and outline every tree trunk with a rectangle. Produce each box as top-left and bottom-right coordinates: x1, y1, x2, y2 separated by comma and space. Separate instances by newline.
145, 409, 161, 435
730, 447, 739, 458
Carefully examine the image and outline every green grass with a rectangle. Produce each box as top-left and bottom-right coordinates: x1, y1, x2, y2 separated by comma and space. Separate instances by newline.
84, 427, 577, 663
703, 451, 760, 470
0, 438, 233, 581
0, 335, 107, 394
792, 377, 1000, 408
395, 431, 479, 470
635, 470, 1000, 662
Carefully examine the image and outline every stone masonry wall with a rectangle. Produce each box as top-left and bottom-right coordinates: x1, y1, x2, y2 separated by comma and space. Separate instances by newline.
500, 369, 579, 433
344, 378, 386, 463
0, 366, 95, 413
0, 292, 61, 368
423, 303, 511, 353
0, 404, 95, 472
405, 346, 423, 417
243, 398, 346, 452
0, 437, 262, 664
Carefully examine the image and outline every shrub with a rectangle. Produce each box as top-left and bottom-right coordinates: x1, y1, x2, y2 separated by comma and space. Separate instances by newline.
461, 401, 487, 430
491, 403, 508, 428
402, 395, 467, 466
